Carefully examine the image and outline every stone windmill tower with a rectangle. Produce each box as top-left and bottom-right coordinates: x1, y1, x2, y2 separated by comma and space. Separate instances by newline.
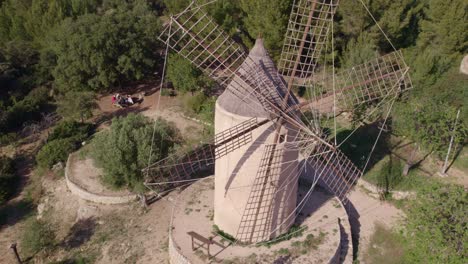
145, 0, 412, 244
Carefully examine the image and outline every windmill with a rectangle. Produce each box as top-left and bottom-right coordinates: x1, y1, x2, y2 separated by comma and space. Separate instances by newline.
144, 0, 412, 244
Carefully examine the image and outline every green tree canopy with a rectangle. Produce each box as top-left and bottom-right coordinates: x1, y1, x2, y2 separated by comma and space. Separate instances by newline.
393, 98, 466, 158
239, 0, 292, 60
57, 91, 97, 122
92, 114, 180, 191
49, 0, 161, 92
166, 54, 204, 94
417, 0, 467, 56
340, 32, 378, 68
401, 182, 467, 263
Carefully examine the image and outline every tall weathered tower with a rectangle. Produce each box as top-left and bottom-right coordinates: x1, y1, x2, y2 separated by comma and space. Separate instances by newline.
214, 39, 299, 243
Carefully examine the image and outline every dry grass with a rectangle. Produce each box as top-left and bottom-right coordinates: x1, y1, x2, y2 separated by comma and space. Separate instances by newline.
363, 222, 404, 264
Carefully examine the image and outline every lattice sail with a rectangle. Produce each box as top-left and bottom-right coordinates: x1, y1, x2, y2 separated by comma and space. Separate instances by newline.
160, 6, 247, 87
160, 8, 299, 119
278, 0, 339, 82
144, 118, 269, 191
236, 144, 285, 243
298, 50, 413, 113
304, 141, 362, 202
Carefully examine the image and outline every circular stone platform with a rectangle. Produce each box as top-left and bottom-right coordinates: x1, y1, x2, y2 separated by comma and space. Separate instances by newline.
169, 177, 352, 264
65, 153, 137, 204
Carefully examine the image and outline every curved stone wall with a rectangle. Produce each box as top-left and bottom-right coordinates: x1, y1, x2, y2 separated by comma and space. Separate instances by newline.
65, 154, 137, 205
169, 233, 191, 264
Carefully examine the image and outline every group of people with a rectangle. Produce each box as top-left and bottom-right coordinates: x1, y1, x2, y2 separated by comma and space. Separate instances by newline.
112, 93, 134, 107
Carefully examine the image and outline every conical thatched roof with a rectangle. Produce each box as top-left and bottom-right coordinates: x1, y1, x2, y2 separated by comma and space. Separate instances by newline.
217, 39, 294, 118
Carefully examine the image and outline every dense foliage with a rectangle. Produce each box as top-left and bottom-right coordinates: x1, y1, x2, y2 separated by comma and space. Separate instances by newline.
36, 121, 92, 168
167, 54, 205, 94
0, 156, 17, 204
49, 1, 161, 92
56, 91, 97, 122
401, 183, 467, 263
0, 86, 50, 133
92, 114, 179, 191
0, 0, 161, 134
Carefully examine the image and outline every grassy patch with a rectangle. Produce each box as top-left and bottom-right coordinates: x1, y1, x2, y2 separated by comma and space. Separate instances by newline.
362, 155, 432, 193
291, 231, 327, 254
213, 224, 236, 244
21, 217, 56, 256
452, 147, 468, 171
363, 222, 404, 264
258, 225, 307, 247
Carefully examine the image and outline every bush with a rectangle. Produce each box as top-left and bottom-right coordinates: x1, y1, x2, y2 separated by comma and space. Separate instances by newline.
21, 217, 56, 255
401, 183, 467, 263
36, 121, 93, 169
0, 132, 18, 146
376, 156, 403, 197
56, 91, 97, 122
92, 114, 179, 191
0, 156, 17, 204
36, 138, 76, 169
0, 86, 50, 132
184, 92, 208, 114
48, 121, 92, 142
184, 92, 216, 123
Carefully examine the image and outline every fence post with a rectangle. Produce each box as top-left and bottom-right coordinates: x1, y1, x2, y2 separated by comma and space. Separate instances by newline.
441, 109, 461, 175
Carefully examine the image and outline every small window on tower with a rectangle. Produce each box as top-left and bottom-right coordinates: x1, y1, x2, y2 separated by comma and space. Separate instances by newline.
279, 134, 286, 143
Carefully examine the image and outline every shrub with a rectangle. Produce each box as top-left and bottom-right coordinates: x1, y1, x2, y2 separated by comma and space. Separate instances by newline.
56, 91, 97, 122
376, 156, 403, 197
48, 121, 92, 142
184, 92, 216, 123
36, 138, 76, 169
92, 114, 179, 192
0, 156, 17, 204
21, 217, 56, 255
36, 121, 92, 169
401, 183, 466, 263
184, 92, 208, 114
0, 132, 18, 146
0, 86, 50, 132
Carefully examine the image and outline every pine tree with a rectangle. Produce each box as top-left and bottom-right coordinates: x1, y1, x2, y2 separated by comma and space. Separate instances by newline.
239, 0, 293, 61
418, 0, 467, 55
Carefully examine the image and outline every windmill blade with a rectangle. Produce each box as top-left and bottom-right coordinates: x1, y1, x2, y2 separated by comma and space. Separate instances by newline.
160, 5, 248, 87
160, 7, 294, 119
278, 0, 338, 86
144, 143, 215, 193
297, 50, 413, 113
144, 117, 270, 191
302, 139, 362, 203
236, 144, 285, 243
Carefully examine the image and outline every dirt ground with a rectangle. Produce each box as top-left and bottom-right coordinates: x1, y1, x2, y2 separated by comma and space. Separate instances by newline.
345, 187, 404, 264
0, 175, 174, 264
68, 156, 133, 196
95, 86, 204, 140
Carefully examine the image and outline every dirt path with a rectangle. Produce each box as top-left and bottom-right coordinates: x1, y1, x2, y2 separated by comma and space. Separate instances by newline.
345, 186, 404, 263
0, 85, 202, 263
96, 89, 204, 140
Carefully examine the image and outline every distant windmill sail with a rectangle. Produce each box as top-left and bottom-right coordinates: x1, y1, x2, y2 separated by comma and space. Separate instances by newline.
298, 50, 413, 113
278, 0, 339, 85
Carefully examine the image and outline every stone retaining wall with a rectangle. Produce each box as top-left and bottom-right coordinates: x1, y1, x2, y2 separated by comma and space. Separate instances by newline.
65, 154, 137, 205
169, 232, 191, 264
